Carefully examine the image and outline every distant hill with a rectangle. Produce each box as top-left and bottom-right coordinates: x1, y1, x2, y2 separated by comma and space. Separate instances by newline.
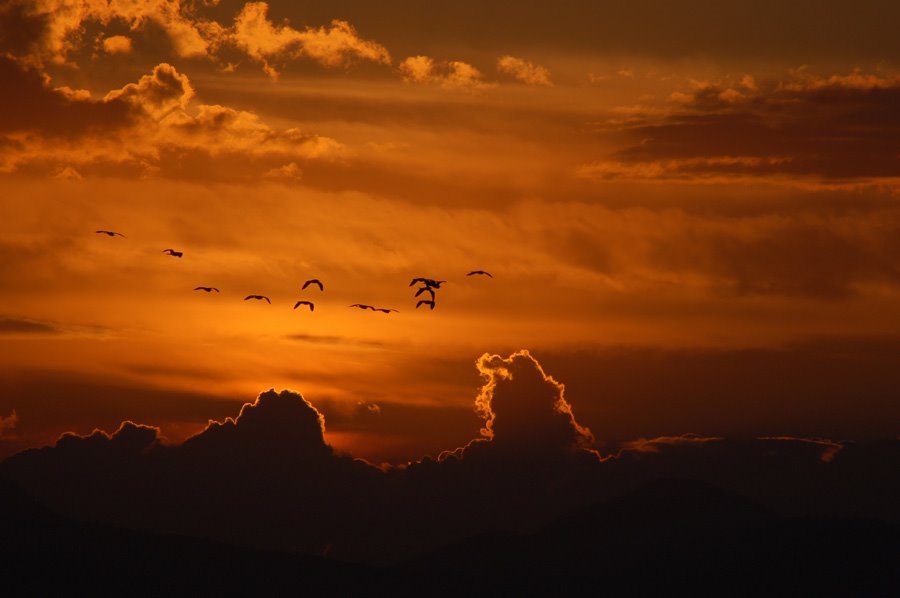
3, 476, 897, 595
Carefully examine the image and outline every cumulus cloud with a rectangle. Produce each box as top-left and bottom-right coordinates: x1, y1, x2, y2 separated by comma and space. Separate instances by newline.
398, 56, 492, 91
497, 55, 552, 86
1, 0, 389, 76
2, 353, 898, 564
231, 2, 390, 78
0, 57, 343, 178
105, 62, 195, 119
2, 0, 216, 66
473, 349, 594, 454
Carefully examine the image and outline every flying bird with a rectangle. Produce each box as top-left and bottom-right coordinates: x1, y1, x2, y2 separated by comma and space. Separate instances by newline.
467, 270, 493, 278
410, 277, 446, 289
374, 308, 399, 314
162, 249, 183, 258
293, 301, 314, 311
416, 300, 435, 310
302, 279, 324, 291
415, 286, 435, 300
95, 230, 125, 237
349, 304, 375, 310
244, 295, 271, 303
194, 287, 220, 293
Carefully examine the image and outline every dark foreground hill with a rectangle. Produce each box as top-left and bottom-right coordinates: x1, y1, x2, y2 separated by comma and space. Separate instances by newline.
3, 476, 898, 596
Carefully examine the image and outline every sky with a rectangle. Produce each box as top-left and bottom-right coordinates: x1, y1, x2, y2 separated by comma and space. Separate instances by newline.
1, 0, 899, 463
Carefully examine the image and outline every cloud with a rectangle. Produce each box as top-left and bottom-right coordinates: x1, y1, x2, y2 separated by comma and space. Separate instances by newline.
398, 56, 492, 91
100, 35, 133, 55
586, 69, 900, 183
231, 2, 390, 78
182, 389, 332, 459
0, 316, 60, 335
104, 62, 195, 119
620, 433, 724, 454
497, 55, 552, 86
0, 57, 344, 179
472, 349, 594, 454
2, 0, 216, 66
0, 410, 17, 437
2, 351, 898, 564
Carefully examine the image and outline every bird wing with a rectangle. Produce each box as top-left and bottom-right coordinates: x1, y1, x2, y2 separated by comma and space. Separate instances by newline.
212, 288, 220, 292
294, 301, 301, 309
302, 280, 311, 290
264, 297, 271, 303
244, 295, 254, 300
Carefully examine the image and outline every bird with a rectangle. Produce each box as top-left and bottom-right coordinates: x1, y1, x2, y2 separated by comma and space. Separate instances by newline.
415, 286, 435, 300
416, 300, 435, 310
95, 230, 125, 237
374, 308, 399, 314
293, 300, 314, 311
162, 249, 183, 258
349, 304, 375, 310
194, 287, 220, 293
244, 295, 271, 303
467, 270, 493, 278
410, 277, 446, 289
302, 279, 324, 291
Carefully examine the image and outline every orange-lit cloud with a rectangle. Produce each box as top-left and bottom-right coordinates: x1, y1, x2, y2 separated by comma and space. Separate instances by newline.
3, 0, 216, 65
398, 56, 491, 91
497, 55, 552, 86
619, 433, 724, 454
100, 34, 133, 55
232, 2, 390, 78
472, 350, 594, 454
0, 58, 342, 178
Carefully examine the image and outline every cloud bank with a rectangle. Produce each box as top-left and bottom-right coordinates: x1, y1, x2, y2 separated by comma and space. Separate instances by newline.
3, 350, 897, 564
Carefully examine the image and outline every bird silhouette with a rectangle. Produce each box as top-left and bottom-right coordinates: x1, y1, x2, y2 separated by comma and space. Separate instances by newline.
244, 295, 271, 303
194, 287, 220, 293
467, 270, 493, 278
162, 249, 183, 258
349, 304, 375, 310
95, 230, 125, 237
293, 301, 314, 311
302, 279, 324, 291
374, 308, 399, 314
415, 286, 436, 300
416, 300, 436, 310
410, 277, 446, 288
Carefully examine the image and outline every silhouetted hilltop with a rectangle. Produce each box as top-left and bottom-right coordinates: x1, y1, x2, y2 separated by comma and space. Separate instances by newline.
0, 475, 369, 595
400, 478, 900, 595
2, 475, 898, 595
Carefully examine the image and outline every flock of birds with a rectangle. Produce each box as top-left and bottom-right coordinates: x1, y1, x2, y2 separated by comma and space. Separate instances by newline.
94, 230, 493, 314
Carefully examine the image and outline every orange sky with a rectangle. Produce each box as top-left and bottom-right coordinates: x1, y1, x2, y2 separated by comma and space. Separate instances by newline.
2, 0, 899, 462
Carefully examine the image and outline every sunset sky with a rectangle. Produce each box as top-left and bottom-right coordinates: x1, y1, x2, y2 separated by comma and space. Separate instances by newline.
2, 0, 899, 464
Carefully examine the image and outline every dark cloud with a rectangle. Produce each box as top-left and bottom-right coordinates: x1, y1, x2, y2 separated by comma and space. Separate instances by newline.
533, 339, 900, 447
593, 72, 900, 182
0, 55, 132, 138
0, 317, 59, 335
470, 350, 595, 455
3, 350, 897, 565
